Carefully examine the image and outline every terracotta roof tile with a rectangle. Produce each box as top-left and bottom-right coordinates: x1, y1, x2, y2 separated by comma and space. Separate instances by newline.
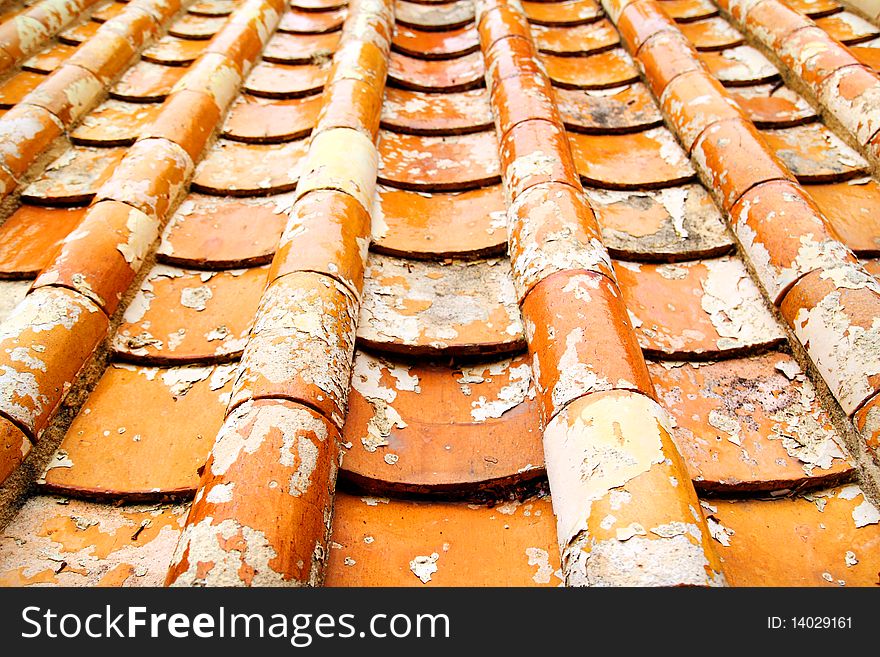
143, 34, 209, 64
378, 129, 501, 189
677, 15, 742, 49
780, 0, 843, 18
615, 257, 787, 357
704, 486, 880, 586
190, 0, 236, 15
522, 0, 602, 26
396, 0, 474, 30
381, 87, 493, 134
292, 0, 347, 11
278, 6, 346, 32
111, 59, 188, 100
371, 184, 507, 257
569, 128, 696, 188
850, 43, 880, 72
0, 205, 86, 276
531, 17, 620, 54
544, 48, 640, 88
761, 123, 869, 182
192, 138, 307, 194
0, 70, 47, 106
650, 353, 853, 491
41, 363, 235, 499
21, 41, 78, 73
358, 254, 523, 356
325, 493, 560, 586
21, 145, 126, 205
157, 193, 289, 266
808, 179, 880, 256
223, 93, 319, 141
392, 22, 479, 57
168, 12, 227, 38
814, 11, 879, 44
341, 351, 542, 493
727, 83, 816, 127
263, 29, 340, 61
699, 44, 779, 85
112, 265, 268, 363
1, 0, 879, 589
555, 83, 663, 133
244, 59, 329, 96
586, 184, 734, 259
388, 48, 483, 89
71, 99, 163, 146
58, 17, 103, 42
0, 497, 188, 586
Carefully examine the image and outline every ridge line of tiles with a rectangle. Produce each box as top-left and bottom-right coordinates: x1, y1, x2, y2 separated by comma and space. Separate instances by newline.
0, 0, 284, 486
476, 0, 725, 587
0, 0, 104, 74
164, 0, 393, 588
715, 0, 880, 170
0, 0, 191, 199
603, 0, 880, 467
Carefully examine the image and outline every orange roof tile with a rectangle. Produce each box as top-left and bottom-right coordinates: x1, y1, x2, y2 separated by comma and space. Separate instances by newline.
0, 0, 879, 590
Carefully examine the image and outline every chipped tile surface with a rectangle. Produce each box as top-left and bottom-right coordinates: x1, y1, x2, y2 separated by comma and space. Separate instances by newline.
158, 194, 289, 266
193, 139, 308, 195
22, 146, 126, 205
762, 123, 869, 182
113, 265, 268, 363
378, 129, 501, 190
614, 257, 786, 357
569, 128, 696, 189
0, 0, 877, 590
587, 184, 733, 260
0, 497, 188, 586
71, 100, 163, 146
728, 84, 816, 127
705, 486, 880, 586
41, 363, 235, 498
358, 255, 523, 356
532, 19, 620, 55
381, 87, 493, 134
326, 493, 561, 586
555, 83, 663, 133
650, 353, 853, 491
342, 351, 542, 492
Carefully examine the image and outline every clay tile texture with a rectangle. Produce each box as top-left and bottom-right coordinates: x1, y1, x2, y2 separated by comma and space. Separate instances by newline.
0, 0, 880, 594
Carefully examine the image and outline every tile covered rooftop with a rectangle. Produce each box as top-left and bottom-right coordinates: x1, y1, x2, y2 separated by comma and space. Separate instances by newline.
0, 0, 877, 587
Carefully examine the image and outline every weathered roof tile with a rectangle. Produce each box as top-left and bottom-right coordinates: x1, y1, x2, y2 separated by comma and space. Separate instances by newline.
1, 0, 878, 590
